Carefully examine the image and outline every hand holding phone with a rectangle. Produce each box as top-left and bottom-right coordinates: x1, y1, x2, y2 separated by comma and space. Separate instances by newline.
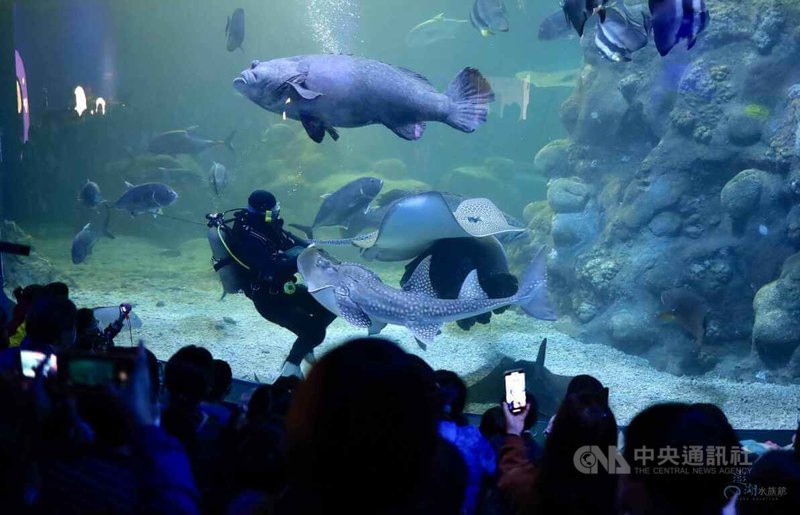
58, 352, 135, 389
20, 350, 57, 379
504, 369, 526, 414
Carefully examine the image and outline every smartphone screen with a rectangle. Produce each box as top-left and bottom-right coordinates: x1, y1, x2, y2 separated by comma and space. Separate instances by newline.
20, 350, 58, 379
65, 356, 131, 387
504, 369, 526, 414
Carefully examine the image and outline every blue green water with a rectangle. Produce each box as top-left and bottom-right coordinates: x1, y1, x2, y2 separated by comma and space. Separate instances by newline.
5, 0, 800, 429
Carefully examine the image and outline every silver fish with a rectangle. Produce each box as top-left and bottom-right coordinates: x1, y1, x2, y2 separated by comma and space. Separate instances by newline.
289, 176, 383, 238
208, 161, 229, 197
112, 181, 178, 216
148, 127, 235, 155
406, 13, 467, 47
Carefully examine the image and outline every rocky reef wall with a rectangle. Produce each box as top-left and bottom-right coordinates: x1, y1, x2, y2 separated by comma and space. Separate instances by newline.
519, 0, 800, 380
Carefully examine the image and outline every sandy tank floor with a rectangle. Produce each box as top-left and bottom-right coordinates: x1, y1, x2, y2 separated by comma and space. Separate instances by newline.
26, 232, 800, 430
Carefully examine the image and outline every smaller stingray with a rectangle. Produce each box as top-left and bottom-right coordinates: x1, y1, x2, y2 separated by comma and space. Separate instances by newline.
310, 191, 525, 261
466, 338, 574, 419
93, 305, 143, 331
659, 287, 708, 344
516, 69, 580, 89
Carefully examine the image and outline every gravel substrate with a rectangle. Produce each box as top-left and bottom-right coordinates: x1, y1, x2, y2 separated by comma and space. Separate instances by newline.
28, 234, 800, 429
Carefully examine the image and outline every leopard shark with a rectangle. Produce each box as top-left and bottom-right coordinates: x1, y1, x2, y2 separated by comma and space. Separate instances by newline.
297, 246, 556, 348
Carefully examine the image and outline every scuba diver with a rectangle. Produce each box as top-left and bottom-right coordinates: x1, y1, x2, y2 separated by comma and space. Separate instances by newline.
400, 237, 519, 330
207, 190, 336, 378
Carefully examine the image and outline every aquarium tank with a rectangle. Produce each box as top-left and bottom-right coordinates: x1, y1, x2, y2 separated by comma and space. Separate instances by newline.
1, 0, 799, 430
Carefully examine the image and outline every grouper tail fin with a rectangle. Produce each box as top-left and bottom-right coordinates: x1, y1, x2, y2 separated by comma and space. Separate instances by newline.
444, 67, 495, 133
513, 246, 557, 321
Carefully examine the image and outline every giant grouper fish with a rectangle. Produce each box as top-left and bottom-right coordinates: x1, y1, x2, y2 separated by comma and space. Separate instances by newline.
233, 54, 495, 143
297, 246, 557, 349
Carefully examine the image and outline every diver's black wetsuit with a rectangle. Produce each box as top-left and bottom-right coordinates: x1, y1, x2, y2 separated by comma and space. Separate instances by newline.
401, 237, 518, 330
231, 210, 336, 366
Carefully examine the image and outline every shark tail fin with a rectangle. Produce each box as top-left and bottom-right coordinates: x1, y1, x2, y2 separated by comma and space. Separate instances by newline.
513, 246, 557, 320
535, 338, 547, 369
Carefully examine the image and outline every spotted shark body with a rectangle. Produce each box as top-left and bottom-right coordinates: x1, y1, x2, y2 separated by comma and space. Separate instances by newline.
297, 246, 556, 348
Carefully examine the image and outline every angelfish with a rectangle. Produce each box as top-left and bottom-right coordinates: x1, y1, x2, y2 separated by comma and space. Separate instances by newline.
563, 0, 610, 37
648, 0, 710, 56
594, 5, 652, 62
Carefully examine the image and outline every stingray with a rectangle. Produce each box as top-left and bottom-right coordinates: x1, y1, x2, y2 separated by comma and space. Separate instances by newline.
515, 69, 580, 89
310, 191, 526, 261
466, 338, 575, 419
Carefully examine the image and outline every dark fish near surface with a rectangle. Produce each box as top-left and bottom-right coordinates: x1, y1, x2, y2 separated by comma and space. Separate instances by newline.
148, 127, 236, 155
208, 161, 229, 197
563, 0, 609, 37
71, 206, 115, 264
649, 0, 710, 56
113, 181, 178, 216
470, 0, 509, 36
226, 8, 245, 52
233, 55, 494, 143
659, 287, 708, 344
595, 5, 652, 62
78, 179, 104, 208
538, 9, 576, 41
290, 176, 384, 238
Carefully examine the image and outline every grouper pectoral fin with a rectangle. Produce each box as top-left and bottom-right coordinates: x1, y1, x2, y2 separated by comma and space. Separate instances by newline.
387, 122, 426, 141
406, 322, 442, 349
402, 256, 437, 297
287, 74, 322, 100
